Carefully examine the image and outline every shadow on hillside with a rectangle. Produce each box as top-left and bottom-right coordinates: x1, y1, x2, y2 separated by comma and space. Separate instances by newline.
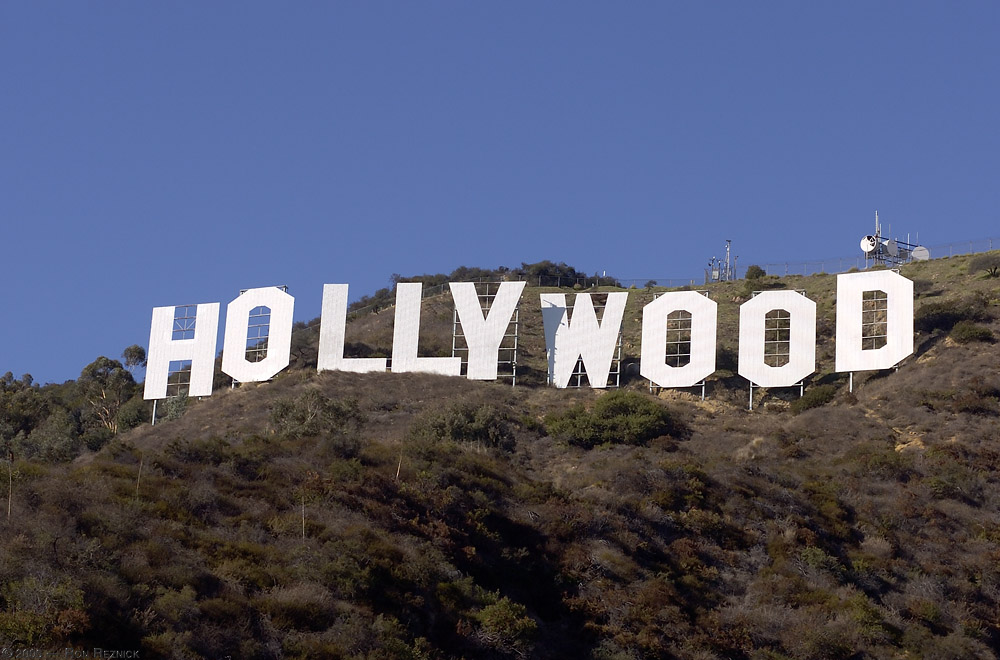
913, 332, 946, 360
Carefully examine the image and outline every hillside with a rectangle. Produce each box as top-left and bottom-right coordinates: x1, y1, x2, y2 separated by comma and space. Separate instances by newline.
2, 254, 1000, 658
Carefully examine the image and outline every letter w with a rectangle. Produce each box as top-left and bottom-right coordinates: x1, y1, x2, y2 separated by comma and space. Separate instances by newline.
540, 292, 627, 388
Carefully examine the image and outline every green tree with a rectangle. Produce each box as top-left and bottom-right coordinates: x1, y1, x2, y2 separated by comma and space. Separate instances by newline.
24, 409, 80, 462
745, 264, 766, 280
121, 344, 147, 373
78, 357, 136, 435
0, 373, 49, 451
116, 396, 149, 431
512, 260, 588, 286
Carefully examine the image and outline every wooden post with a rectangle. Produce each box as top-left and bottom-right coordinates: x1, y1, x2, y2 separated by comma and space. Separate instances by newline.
135, 454, 143, 501
7, 452, 13, 521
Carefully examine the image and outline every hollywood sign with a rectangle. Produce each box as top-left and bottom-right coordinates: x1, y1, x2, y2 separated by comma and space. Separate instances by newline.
143, 270, 913, 400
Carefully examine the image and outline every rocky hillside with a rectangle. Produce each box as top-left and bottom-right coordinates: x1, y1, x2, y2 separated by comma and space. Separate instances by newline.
2, 253, 1000, 659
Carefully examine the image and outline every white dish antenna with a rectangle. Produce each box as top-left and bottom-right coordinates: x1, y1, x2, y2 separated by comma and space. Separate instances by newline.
883, 239, 899, 257
860, 235, 878, 253
911, 246, 930, 261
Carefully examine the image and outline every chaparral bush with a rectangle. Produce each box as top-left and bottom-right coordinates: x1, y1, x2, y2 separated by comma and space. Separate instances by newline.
949, 320, 994, 344
409, 399, 519, 452
790, 384, 838, 414
915, 293, 991, 333
545, 390, 686, 449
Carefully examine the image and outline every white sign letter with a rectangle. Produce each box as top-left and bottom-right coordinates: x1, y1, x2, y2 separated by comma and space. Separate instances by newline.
144, 303, 220, 400
451, 281, 525, 380
835, 270, 914, 372
317, 284, 388, 373
541, 292, 627, 388
221, 287, 295, 383
391, 283, 462, 376
738, 291, 816, 387
640, 291, 717, 388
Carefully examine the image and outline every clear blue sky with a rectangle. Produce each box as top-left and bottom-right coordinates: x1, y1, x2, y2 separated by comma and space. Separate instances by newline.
3, 2, 998, 384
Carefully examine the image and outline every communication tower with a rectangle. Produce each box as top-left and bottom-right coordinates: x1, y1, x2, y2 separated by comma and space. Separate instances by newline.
705, 239, 738, 283
859, 211, 930, 268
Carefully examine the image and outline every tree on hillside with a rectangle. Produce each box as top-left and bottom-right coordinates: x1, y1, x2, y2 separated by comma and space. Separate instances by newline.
511, 261, 590, 286
122, 345, 147, 374
745, 264, 766, 280
0, 373, 81, 465
969, 252, 1000, 278
0, 373, 49, 450
78, 357, 136, 435
448, 265, 507, 282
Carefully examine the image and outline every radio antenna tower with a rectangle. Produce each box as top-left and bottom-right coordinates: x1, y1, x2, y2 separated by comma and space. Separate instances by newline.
705, 239, 738, 283
724, 239, 736, 281
859, 211, 929, 267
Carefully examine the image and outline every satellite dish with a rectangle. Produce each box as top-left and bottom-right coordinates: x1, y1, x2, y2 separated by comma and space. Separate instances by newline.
911, 246, 930, 261
883, 239, 899, 257
860, 235, 878, 253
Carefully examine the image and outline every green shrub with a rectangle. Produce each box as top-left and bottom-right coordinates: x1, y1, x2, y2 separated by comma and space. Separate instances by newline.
0, 576, 87, 644
259, 583, 334, 632
740, 274, 785, 298
270, 390, 364, 439
474, 596, 537, 655
545, 390, 685, 449
790, 384, 838, 414
914, 302, 962, 332
82, 426, 113, 452
923, 448, 984, 503
745, 264, 766, 280
164, 394, 189, 421
915, 294, 991, 333
844, 442, 914, 481
716, 346, 738, 373
22, 409, 80, 462
410, 400, 517, 452
653, 461, 709, 511
798, 546, 841, 574
949, 320, 994, 344
951, 390, 998, 416
116, 396, 148, 431
166, 436, 230, 464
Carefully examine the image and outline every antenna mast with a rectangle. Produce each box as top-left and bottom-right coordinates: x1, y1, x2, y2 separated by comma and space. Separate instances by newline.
724, 240, 731, 281
705, 239, 737, 283
859, 210, 929, 267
